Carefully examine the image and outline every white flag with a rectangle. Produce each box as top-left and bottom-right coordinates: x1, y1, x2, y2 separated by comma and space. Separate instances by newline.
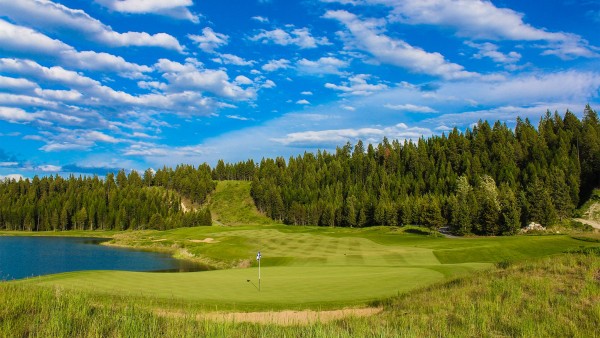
256, 251, 261, 261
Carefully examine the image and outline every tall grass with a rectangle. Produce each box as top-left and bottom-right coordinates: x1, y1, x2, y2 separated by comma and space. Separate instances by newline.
2, 250, 598, 337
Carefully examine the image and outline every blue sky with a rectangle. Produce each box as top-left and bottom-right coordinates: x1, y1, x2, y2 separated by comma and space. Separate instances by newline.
1, 0, 599, 179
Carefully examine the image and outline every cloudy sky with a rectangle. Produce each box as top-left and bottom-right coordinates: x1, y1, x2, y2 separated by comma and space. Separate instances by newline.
1, 0, 599, 178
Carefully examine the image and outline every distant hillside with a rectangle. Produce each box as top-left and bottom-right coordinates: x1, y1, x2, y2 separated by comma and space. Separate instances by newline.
208, 181, 275, 226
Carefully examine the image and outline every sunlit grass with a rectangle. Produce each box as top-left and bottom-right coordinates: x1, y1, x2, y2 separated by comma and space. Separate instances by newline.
2, 251, 598, 337
209, 181, 275, 225
12, 224, 599, 312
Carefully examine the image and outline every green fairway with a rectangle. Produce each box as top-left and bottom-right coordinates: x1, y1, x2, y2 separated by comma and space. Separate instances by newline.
13, 225, 599, 310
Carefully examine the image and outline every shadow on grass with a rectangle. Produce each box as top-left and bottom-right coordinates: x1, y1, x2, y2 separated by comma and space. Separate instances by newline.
404, 228, 433, 236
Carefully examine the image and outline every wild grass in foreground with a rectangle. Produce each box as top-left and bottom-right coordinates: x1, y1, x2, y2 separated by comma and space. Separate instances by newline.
1, 249, 598, 337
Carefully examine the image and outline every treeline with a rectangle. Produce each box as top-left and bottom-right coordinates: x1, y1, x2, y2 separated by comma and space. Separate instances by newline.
2, 107, 599, 235
251, 106, 600, 235
0, 164, 214, 231
212, 159, 256, 181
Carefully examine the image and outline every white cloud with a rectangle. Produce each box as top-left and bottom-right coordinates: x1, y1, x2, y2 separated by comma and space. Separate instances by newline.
94, 0, 199, 23
296, 99, 310, 105
435, 125, 453, 131
301, 91, 313, 95
0, 58, 222, 116
0, 162, 19, 167
324, 10, 478, 80
0, 0, 184, 52
88, 130, 120, 143
250, 27, 330, 49
0, 174, 24, 181
138, 81, 168, 91
272, 123, 431, 146
262, 80, 276, 89
0, 58, 97, 87
40, 143, 90, 152
65, 51, 152, 79
262, 59, 291, 72
37, 164, 62, 172
0, 107, 37, 123
429, 104, 581, 128
297, 57, 349, 75
321, 0, 361, 4
252, 16, 269, 23
0, 18, 68, 55
330, 0, 598, 59
0, 76, 38, 91
39, 129, 123, 152
439, 71, 600, 106
34, 89, 83, 102
325, 74, 388, 96
188, 27, 229, 53
132, 132, 157, 139
466, 42, 521, 64
212, 53, 255, 66
234, 75, 253, 85
226, 115, 251, 121
0, 93, 58, 109
123, 143, 208, 158
384, 103, 437, 113
156, 58, 256, 100
0, 20, 152, 78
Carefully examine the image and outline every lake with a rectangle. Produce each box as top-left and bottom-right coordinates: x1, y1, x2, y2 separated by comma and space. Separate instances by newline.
0, 236, 207, 280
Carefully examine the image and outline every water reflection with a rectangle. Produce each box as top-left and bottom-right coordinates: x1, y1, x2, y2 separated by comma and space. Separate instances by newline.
0, 236, 209, 280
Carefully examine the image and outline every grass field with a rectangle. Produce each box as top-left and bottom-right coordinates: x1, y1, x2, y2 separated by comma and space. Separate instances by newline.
1, 249, 598, 337
11, 224, 599, 311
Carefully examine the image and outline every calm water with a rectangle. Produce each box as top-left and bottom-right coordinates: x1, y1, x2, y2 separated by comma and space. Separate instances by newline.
0, 236, 207, 280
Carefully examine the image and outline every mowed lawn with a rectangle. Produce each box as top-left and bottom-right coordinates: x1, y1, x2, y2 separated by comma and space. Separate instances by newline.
14, 225, 600, 310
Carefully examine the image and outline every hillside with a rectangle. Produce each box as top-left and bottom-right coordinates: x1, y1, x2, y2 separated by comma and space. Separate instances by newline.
208, 180, 275, 226
575, 188, 600, 230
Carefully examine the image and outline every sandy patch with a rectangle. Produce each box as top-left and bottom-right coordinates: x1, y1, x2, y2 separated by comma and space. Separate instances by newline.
203, 307, 382, 325
189, 238, 219, 243
158, 307, 382, 326
574, 218, 600, 230
236, 259, 251, 268
180, 201, 189, 213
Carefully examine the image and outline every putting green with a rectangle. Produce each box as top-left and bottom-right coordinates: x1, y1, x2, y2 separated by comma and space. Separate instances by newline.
24, 264, 486, 307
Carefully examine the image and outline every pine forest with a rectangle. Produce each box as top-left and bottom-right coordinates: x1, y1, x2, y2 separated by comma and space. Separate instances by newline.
1, 106, 599, 236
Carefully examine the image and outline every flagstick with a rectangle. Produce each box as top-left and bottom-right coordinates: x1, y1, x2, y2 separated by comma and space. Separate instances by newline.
256, 251, 261, 292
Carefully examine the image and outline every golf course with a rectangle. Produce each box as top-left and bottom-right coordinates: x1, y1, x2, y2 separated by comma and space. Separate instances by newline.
0, 181, 598, 337
11, 223, 596, 311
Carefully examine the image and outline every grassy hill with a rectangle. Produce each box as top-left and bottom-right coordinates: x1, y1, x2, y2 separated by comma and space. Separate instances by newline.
208, 181, 275, 226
